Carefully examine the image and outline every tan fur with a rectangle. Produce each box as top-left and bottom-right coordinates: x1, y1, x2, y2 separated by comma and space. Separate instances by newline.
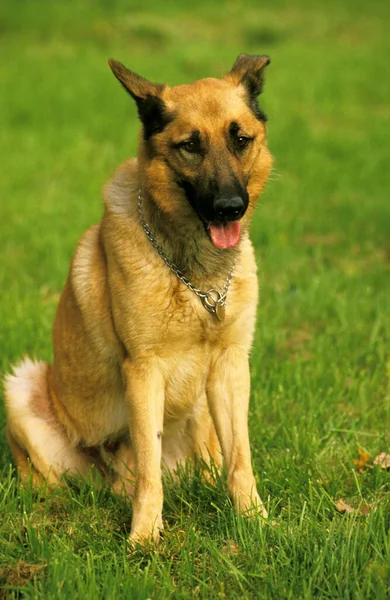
4, 55, 273, 544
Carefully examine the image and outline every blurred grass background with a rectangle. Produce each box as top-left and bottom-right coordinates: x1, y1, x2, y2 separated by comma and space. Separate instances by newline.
0, 0, 389, 598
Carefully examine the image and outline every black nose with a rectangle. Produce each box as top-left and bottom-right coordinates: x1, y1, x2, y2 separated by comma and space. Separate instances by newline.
213, 196, 245, 221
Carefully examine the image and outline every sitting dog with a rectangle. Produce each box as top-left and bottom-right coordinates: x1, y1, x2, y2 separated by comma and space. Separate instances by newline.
4, 54, 273, 543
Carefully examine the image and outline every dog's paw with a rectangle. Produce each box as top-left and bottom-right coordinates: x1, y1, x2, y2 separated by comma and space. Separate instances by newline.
229, 475, 268, 519
128, 514, 163, 548
238, 493, 268, 520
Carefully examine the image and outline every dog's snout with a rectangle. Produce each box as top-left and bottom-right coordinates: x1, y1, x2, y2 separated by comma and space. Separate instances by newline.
213, 196, 246, 221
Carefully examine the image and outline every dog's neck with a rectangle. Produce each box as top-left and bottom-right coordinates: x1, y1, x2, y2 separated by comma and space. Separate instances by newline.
139, 191, 240, 289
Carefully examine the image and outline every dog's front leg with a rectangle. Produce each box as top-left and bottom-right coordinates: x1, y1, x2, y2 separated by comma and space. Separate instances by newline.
207, 346, 268, 518
122, 358, 164, 544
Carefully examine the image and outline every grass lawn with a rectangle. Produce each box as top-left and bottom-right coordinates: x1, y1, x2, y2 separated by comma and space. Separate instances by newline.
1, 0, 389, 597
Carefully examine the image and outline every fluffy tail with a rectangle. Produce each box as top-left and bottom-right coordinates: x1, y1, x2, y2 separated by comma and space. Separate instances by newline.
3, 357, 55, 484
4, 357, 98, 485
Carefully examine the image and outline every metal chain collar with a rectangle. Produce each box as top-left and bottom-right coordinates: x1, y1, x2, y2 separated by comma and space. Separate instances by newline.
137, 189, 236, 321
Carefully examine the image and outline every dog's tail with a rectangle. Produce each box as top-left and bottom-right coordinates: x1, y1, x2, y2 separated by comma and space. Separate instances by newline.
4, 357, 99, 486
3, 357, 57, 484
4, 357, 48, 414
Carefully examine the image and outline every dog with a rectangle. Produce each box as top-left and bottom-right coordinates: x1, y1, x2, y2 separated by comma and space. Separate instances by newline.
4, 54, 273, 544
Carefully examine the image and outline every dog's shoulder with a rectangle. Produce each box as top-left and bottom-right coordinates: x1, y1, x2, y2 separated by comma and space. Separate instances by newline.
103, 158, 138, 216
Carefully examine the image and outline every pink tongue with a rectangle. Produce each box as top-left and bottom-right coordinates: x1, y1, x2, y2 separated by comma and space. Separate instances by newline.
209, 221, 241, 249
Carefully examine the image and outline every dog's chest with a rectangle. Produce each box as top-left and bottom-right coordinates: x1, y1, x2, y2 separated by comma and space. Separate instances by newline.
120, 270, 229, 352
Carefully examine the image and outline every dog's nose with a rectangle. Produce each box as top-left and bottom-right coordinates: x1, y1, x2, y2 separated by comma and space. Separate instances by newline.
213, 196, 245, 221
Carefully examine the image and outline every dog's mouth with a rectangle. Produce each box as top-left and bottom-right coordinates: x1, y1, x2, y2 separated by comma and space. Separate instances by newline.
207, 221, 241, 249
179, 180, 246, 250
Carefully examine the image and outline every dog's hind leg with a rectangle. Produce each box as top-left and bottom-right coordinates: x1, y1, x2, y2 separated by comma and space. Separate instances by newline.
101, 438, 136, 497
3, 358, 94, 486
6, 424, 46, 487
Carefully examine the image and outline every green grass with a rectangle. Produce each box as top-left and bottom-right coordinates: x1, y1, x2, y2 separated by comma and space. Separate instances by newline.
1, 0, 389, 597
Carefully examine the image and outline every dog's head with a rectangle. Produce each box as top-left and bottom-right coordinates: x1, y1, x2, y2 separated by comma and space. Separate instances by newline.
109, 55, 273, 249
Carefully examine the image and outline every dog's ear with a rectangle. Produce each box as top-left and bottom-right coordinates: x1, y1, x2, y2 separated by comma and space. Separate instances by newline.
226, 53, 270, 97
108, 59, 172, 139
225, 54, 270, 121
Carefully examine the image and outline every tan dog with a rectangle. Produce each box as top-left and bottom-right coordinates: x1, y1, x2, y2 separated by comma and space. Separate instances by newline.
4, 54, 273, 544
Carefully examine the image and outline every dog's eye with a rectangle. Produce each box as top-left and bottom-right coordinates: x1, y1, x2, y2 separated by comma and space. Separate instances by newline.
180, 140, 198, 153
236, 136, 252, 149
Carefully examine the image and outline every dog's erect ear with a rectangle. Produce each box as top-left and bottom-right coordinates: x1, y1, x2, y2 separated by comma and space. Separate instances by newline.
225, 54, 270, 121
108, 59, 172, 139
226, 53, 270, 97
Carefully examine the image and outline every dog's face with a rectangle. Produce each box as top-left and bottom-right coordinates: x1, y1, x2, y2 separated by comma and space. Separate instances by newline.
109, 55, 273, 249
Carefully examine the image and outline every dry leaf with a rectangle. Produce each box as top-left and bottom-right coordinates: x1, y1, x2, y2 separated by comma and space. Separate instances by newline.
353, 448, 370, 472
373, 452, 390, 470
221, 540, 239, 555
335, 499, 355, 514
335, 499, 373, 516
359, 504, 372, 516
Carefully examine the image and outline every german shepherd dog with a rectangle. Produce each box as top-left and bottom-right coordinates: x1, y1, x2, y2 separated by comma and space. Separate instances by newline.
4, 54, 273, 544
